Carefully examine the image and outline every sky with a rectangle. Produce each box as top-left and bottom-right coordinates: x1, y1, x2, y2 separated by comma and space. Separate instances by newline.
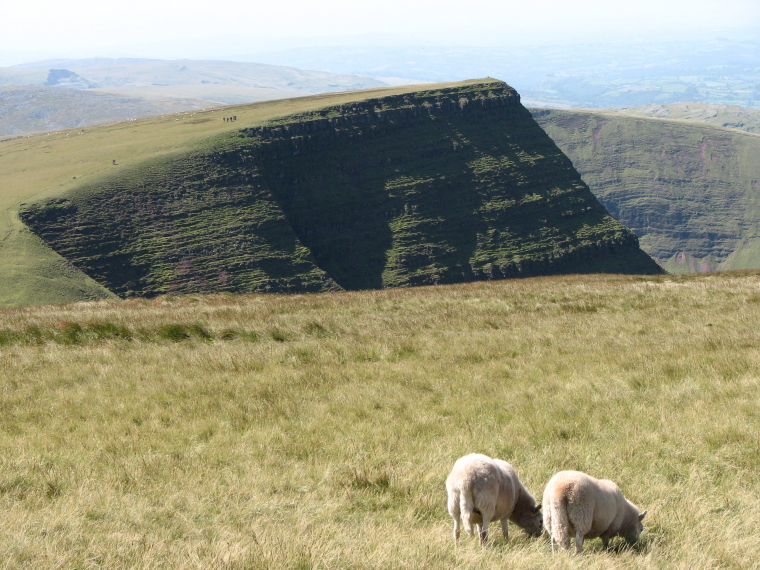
1, 0, 758, 63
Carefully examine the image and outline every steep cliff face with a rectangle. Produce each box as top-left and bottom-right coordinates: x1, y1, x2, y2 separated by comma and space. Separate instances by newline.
532, 109, 760, 273
20, 81, 661, 298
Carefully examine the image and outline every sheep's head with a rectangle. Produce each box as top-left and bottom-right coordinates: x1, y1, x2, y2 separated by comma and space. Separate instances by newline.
622, 510, 647, 545
515, 504, 543, 537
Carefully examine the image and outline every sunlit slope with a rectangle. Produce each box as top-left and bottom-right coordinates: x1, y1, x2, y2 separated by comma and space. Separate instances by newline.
532, 109, 760, 274
4, 79, 661, 305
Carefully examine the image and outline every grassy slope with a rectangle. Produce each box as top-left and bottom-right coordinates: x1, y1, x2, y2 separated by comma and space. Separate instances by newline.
7, 79, 660, 304
532, 109, 760, 273
1, 273, 760, 568
0, 81, 491, 306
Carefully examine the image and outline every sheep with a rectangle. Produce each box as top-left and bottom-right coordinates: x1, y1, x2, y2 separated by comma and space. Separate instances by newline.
542, 470, 646, 554
445, 453, 543, 545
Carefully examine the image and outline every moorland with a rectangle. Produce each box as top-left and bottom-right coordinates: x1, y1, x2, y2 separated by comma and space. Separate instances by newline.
1, 272, 759, 568
0, 58, 391, 137
0, 85, 214, 137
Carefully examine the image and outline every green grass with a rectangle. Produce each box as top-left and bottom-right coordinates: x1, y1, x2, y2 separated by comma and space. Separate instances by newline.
1, 272, 760, 568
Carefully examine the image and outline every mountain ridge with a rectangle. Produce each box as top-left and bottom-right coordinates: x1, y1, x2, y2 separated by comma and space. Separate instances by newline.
16, 79, 662, 300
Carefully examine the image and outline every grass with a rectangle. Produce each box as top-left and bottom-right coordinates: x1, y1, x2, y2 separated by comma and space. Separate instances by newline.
1, 272, 760, 568
0, 79, 492, 307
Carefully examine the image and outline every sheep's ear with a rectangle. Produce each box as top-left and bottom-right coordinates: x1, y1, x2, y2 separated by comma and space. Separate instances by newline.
638, 511, 647, 521
533, 504, 542, 513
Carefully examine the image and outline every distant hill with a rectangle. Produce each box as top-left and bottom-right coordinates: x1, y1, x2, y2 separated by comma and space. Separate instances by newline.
1, 58, 387, 101
0, 58, 390, 137
590, 102, 760, 135
0, 85, 219, 136
2, 80, 660, 306
532, 108, 760, 273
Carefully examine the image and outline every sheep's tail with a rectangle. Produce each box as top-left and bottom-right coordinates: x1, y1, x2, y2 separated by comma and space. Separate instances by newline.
460, 484, 476, 536
547, 496, 569, 551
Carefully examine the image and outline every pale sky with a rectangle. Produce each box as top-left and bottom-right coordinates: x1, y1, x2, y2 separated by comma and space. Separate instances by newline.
1, 0, 758, 60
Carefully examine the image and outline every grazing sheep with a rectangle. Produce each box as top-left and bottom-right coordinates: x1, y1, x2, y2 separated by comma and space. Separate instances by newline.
542, 470, 646, 553
446, 453, 543, 545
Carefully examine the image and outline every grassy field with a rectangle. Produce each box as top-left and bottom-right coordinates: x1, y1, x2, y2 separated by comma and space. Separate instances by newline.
1, 272, 759, 568
0, 80, 482, 307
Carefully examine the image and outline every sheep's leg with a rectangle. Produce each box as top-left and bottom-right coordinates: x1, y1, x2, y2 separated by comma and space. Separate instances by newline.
452, 516, 460, 545
575, 531, 584, 554
479, 517, 490, 546
500, 519, 509, 541
601, 535, 609, 549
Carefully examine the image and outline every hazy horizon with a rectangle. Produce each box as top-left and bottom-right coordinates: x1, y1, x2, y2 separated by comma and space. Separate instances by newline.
1, 0, 758, 66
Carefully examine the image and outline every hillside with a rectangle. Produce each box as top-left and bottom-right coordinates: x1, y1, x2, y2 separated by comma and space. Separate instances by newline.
531, 108, 760, 273
12, 80, 660, 301
2, 273, 760, 568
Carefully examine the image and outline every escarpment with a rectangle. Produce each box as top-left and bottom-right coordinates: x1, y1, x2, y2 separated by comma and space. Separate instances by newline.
19, 81, 662, 298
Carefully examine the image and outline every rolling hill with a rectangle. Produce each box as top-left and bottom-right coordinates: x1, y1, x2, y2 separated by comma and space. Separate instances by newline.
0, 85, 218, 137
0, 57, 387, 103
532, 108, 760, 273
594, 102, 760, 135
0, 58, 392, 137
1, 79, 660, 306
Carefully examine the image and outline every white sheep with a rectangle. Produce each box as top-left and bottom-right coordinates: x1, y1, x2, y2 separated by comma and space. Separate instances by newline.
542, 470, 646, 553
445, 453, 543, 545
